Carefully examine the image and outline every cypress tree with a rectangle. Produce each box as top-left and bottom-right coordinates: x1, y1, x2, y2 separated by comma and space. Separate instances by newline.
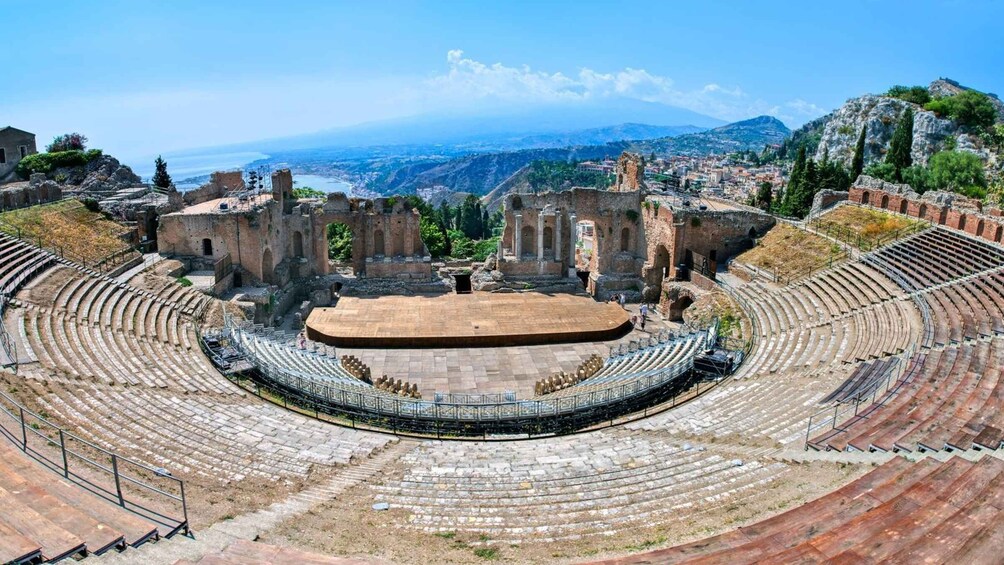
782, 145, 807, 216
886, 108, 914, 180
152, 156, 172, 189
851, 124, 867, 179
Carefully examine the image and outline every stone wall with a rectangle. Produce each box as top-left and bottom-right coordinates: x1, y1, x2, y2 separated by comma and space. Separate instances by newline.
182, 171, 245, 207
0, 174, 62, 210
810, 189, 849, 216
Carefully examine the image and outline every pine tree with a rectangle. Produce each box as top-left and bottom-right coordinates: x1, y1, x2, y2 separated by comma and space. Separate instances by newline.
851, 124, 867, 179
886, 108, 914, 180
152, 156, 172, 189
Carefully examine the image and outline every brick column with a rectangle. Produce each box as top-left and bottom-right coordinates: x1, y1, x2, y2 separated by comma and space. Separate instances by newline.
537, 213, 544, 261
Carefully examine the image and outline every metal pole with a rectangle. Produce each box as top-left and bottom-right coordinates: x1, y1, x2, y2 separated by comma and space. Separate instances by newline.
59, 430, 68, 478
112, 455, 125, 507
19, 407, 27, 450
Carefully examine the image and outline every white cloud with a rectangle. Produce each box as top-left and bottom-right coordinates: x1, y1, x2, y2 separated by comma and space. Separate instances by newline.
416, 50, 822, 126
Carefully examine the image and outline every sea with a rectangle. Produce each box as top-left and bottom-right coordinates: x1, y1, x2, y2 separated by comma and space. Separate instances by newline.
130, 151, 352, 194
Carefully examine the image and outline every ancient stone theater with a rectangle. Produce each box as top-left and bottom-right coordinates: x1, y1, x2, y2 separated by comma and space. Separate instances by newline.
2, 156, 1004, 564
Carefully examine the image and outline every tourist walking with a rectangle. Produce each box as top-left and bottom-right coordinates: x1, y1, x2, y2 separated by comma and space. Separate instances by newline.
640, 303, 649, 318
619, 293, 626, 308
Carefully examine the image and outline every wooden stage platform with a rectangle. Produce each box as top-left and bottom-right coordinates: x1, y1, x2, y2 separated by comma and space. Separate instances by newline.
305, 293, 633, 348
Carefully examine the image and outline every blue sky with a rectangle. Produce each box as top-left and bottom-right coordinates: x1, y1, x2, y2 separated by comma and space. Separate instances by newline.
2, 0, 1001, 161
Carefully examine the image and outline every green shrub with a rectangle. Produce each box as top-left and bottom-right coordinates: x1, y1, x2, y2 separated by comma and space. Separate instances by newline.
924, 90, 997, 130
625, 209, 639, 223
81, 198, 101, 212
15, 149, 103, 178
473, 237, 500, 261
886, 85, 931, 105
177, 277, 193, 287
292, 186, 325, 199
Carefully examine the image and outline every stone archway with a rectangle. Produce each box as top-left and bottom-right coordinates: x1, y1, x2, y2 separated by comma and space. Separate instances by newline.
880, 194, 889, 209
861, 191, 870, 205
899, 199, 908, 214
667, 295, 694, 321
660, 285, 697, 322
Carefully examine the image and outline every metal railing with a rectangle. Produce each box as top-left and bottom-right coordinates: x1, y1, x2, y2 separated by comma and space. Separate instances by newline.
0, 199, 142, 273
802, 347, 916, 450
806, 215, 931, 253
214, 317, 715, 436
0, 388, 189, 536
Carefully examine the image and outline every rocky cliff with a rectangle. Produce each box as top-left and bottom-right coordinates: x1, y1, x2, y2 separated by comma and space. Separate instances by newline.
813, 79, 999, 168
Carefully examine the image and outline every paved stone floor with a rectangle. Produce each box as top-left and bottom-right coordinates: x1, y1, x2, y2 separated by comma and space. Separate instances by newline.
338, 302, 680, 398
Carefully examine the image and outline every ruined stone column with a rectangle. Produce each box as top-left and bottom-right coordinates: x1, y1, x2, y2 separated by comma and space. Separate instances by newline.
568, 213, 577, 271
514, 214, 522, 259
554, 211, 562, 263
383, 217, 393, 258
537, 212, 544, 261
404, 213, 415, 257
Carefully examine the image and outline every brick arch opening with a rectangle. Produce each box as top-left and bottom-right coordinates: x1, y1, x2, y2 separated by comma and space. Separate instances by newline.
977, 219, 985, 237
899, 199, 908, 214
959, 214, 967, 231
861, 191, 871, 205
880, 194, 889, 209
373, 229, 385, 256
919, 203, 928, 219
996, 225, 1003, 243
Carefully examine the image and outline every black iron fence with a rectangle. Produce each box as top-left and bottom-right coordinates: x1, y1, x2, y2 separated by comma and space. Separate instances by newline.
0, 389, 189, 536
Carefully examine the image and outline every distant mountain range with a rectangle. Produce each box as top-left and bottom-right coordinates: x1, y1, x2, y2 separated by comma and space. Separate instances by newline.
371, 116, 791, 196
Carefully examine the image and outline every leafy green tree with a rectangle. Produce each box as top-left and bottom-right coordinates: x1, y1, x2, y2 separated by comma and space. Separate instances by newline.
900, 165, 931, 193
851, 124, 867, 179
927, 150, 987, 196
420, 216, 448, 258
326, 223, 353, 262
152, 156, 173, 189
886, 107, 914, 178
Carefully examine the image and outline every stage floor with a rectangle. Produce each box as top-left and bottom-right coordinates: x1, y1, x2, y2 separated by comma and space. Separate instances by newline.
305, 293, 633, 348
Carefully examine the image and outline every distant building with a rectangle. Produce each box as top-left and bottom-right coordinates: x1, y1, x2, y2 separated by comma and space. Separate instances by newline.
0, 127, 37, 182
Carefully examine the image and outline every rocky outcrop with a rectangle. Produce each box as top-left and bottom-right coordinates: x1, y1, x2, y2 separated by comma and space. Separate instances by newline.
854, 174, 919, 197
45, 154, 143, 195
815, 95, 957, 168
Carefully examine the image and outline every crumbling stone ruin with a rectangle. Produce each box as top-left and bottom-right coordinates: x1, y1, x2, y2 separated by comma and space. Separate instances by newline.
157, 169, 432, 286
612, 152, 646, 192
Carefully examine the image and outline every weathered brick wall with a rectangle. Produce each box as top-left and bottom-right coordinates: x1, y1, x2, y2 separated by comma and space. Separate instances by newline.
849, 185, 1004, 244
